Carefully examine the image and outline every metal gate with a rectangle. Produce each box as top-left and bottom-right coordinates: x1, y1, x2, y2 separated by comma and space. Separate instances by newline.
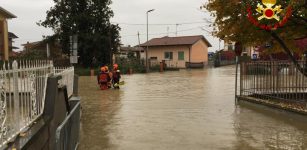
55, 100, 81, 150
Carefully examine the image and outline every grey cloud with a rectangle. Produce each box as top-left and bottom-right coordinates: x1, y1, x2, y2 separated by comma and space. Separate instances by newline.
3, 0, 221, 52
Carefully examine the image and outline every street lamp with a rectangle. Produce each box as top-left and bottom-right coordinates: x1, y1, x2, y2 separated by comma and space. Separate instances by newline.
146, 9, 155, 73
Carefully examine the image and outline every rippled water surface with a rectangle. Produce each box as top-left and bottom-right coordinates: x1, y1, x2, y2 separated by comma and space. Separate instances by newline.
79, 66, 307, 150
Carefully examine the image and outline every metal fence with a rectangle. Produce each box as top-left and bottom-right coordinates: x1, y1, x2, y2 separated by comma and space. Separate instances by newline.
56, 100, 80, 150
240, 61, 307, 104
54, 67, 75, 98
164, 60, 180, 68
0, 60, 53, 147
0, 60, 75, 148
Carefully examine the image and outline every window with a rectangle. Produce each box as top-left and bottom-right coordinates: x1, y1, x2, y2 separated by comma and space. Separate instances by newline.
150, 57, 157, 60
164, 52, 173, 60
178, 51, 184, 60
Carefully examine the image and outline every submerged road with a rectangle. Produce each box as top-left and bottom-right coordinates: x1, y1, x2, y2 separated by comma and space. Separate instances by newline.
79, 66, 307, 150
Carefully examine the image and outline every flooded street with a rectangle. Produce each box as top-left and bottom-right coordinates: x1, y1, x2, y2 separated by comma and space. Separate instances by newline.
79, 66, 307, 150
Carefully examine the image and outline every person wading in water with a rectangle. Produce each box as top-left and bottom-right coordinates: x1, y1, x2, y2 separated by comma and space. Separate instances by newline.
98, 66, 111, 90
112, 64, 121, 89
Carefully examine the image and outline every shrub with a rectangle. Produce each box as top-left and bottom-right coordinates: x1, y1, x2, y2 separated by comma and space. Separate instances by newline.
116, 58, 146, 74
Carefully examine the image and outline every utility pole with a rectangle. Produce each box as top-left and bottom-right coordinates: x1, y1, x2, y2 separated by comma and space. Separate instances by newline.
146, 9, 155, 73
137, 31, 141, 46
137, 31, 142, 62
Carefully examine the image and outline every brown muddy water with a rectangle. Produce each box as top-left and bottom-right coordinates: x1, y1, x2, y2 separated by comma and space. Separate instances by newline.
79, 66, 307, 150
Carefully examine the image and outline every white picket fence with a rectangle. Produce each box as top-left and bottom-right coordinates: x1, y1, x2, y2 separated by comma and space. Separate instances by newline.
0, 60, 74, 148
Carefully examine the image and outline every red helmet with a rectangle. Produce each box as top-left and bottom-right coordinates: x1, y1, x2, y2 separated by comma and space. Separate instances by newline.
101, 67, 106, 72
113, 64, 118, 68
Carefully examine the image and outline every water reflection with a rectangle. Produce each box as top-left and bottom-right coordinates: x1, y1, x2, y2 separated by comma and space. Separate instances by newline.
79, 66, 307, 150
234, 102, 307, 150
79, 77, 124, 149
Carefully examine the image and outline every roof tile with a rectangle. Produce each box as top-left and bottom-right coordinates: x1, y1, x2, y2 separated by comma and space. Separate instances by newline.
140, 35, 212, 47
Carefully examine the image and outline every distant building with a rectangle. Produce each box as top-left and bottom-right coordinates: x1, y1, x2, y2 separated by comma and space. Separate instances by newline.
259, 37, 307, 60
223, 40, 259, 59
119, 46, 144, 59
23, 41, 42, 51
140, 35, 212, 68
22, 40, 63, 59
0, 7, 16, 60
223, 37, 307, 60
8, 32, 18, 57
224, 41, 235, 51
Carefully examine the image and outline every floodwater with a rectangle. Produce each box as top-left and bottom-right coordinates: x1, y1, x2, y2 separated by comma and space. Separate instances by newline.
79, 66, 307, 150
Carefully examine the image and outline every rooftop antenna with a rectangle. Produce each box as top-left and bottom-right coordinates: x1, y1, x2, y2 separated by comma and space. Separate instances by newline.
175, 24, 181, 37
167, 27, 170, 36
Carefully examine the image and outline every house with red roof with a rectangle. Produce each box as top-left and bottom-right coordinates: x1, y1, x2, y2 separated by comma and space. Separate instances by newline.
0, 7, 16, 60
140, 35, 212, 68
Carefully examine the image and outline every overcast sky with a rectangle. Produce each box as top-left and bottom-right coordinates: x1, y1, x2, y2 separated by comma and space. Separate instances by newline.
1, 0, 223, 52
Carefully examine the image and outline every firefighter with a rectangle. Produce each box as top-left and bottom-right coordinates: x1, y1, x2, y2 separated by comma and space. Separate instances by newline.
98, 67, 110, 90
112, 64, 121, 89
97, 64, 105, 85
105, 66, 112, 88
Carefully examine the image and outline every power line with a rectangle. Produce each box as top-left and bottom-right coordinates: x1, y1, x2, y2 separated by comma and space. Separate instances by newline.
111, 21, 208, 26
121, 26, 211, 38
